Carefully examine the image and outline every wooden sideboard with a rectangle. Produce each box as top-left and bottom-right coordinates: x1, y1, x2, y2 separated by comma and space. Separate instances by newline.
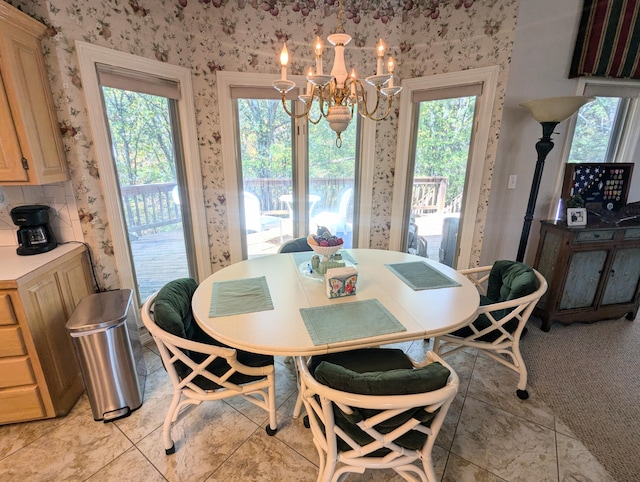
0, 245, 94, 424
533, 220, 640, 331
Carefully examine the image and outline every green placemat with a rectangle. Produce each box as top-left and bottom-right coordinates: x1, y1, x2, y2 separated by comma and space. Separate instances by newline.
209, 276, 274, 317
385, 261, 461, 290
300, 299, 406, 345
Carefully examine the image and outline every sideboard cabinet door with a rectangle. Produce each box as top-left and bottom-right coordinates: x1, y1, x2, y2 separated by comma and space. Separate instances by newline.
601, 247, 640, 306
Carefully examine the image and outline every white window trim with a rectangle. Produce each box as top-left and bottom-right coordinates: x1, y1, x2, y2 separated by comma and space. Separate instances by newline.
217, 71, 376, 262
549, 77, 640, 219
389, 66, 499, 269
75, 41, 211, 302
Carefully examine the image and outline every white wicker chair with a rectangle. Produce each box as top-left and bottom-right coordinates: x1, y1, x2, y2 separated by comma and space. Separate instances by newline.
433, 261, 547, 399
141, 281, 277, 455
296, 350, 458, 482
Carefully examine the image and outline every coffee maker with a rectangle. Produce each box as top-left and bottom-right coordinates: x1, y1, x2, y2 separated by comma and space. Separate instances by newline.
10, 205, 57, 255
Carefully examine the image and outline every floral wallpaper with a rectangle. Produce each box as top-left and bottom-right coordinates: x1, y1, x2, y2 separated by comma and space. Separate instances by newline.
4, 0, 518, 289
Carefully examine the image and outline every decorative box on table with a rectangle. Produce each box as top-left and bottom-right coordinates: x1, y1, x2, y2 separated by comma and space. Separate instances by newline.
325, 266, 358, 299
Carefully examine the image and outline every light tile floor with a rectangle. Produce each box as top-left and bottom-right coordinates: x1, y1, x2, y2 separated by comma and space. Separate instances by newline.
0, 339, 614, 482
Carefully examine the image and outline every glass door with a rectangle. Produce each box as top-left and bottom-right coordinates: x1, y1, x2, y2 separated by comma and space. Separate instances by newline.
234, 90, 359, 258
101, 87, 195, 302
409, 95, 477, 266
308, 112, 358, 248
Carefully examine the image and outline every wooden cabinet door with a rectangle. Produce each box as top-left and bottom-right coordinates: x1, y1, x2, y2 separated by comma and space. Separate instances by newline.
601, 247, 640, 305
0, 1, 68, 185
0, 73, 27, 181
559, 250, 608, 310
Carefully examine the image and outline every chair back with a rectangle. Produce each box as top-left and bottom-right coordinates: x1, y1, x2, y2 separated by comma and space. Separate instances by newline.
337, 187, 353, 220
296, 351, 458, 481
278, 236, 312, 253
243, 191, 262, 233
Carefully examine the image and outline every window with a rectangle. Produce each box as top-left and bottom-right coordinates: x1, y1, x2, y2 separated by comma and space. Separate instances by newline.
218, 72, 363, 262
390, 67, 499, 269
76, 41, 210, 313
566, 79, 640, 165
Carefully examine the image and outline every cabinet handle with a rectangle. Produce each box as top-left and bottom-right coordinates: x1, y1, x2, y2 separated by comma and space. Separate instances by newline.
610, 269, 615, 278
594, 233, 600, 238
21, 157, 29, 170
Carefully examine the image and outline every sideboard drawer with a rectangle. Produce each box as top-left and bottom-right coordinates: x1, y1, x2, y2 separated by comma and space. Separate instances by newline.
575, 230, 616, 243
0, 326, 27, 357
623, 227, 640, 240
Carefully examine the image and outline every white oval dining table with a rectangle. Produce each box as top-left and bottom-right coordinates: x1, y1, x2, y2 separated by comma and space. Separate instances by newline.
192, 249, 480, 357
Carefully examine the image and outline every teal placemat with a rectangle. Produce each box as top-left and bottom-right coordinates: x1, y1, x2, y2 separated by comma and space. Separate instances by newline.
300, 299, 406, 345
385, 261, 461, 290
209, 276, 274, 317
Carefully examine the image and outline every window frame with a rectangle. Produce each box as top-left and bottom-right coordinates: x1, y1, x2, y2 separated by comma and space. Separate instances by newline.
76, 40, 210, 304
389, 66, 500, 269
217, 71, 375, 263
550, 77, 640, 219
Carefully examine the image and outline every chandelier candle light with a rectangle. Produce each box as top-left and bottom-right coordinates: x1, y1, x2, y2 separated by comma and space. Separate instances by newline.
272, 0, 402, 147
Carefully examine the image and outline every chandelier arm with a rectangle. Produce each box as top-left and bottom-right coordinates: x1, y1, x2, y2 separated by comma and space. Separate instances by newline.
317, 87, 332, 118
307, 111, 323, 124
353, 80, 382, 118
360, 95, 394, 122
279, 95, 313, 119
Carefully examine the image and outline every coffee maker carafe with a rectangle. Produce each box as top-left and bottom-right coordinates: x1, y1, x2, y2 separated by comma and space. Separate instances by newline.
10, 205, 57, 256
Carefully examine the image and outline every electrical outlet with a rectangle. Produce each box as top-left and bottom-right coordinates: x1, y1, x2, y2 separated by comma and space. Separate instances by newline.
508, 175, 517, 190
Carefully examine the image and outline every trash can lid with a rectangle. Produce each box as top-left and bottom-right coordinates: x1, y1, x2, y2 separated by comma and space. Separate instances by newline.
66, 289, 133, 333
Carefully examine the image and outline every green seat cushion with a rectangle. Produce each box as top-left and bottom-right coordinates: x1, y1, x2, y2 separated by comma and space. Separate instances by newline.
154, 278, 273, 390
310, 349, 451, 453
451, 261, 538, 342
309, 347, 413, 375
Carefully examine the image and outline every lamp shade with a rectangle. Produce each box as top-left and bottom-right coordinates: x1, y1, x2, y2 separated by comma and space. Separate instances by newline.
520, 96, 595, 123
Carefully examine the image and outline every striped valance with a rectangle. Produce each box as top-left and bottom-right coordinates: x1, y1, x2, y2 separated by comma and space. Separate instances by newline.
570, 0, 640, 79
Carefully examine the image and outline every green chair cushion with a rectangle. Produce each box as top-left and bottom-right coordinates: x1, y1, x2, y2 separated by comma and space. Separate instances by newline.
310, 348, 451, 453
314, 359, 450, 396
154, 278, 273, 390
487, 260, 538, 303
309, 347, 413, 375
451, 261, 538, 341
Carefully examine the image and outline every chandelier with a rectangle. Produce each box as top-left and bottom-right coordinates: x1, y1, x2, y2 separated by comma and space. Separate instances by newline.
272, 0, 402, 147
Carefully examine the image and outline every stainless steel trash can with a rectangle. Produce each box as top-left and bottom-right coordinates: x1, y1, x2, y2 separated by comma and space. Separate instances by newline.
66, 289, 146, 422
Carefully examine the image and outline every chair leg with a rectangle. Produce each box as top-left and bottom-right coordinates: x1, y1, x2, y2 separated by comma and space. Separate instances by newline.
163, 391, 182, 454
512, 342, 529, 400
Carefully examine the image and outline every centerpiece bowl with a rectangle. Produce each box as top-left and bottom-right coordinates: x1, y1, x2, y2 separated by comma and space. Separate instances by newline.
307, 233, 344, 262
310, 244, 342, 262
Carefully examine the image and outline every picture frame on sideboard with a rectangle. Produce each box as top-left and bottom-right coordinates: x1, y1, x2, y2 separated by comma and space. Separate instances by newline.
567, 207, 587, 227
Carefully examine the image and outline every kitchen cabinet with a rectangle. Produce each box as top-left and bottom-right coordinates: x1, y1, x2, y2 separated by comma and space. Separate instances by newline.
533, 220, 640, 331
0, 245, 94, 424
0, 1, 69, 185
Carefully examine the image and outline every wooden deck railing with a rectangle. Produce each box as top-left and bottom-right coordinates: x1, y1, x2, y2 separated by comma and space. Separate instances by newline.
411, 176, 448, 214
120, 182, 180, 236
120, 176, 449, 235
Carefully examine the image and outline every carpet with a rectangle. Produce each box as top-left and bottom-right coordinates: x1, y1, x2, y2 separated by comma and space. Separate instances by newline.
522, 315, 640, 481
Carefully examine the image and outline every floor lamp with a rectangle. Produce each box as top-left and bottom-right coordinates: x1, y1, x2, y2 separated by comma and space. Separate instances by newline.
516, 96, 595, 262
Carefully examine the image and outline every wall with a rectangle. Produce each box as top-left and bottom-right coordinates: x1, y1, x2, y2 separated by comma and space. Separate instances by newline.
1, 0, 518, 289
0, 183, 83, 247
482, 0, 640, 265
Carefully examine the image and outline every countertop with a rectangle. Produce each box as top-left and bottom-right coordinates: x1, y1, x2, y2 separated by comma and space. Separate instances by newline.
0, 242, 86, 282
